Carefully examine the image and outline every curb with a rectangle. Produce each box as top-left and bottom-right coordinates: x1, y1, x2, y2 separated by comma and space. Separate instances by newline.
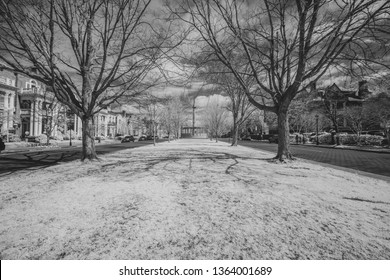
243, 140, 390, 154
292, 143, 390, 154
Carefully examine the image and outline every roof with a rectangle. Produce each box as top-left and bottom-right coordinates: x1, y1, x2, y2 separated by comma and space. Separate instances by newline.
320, 83, 366, 101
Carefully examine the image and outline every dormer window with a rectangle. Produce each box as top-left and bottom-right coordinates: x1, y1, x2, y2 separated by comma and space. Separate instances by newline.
30, 80, 37, 88
26, 79, 38, 89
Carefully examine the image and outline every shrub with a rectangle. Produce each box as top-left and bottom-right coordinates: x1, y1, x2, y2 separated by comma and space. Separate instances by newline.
359, 135, 384, 146
317, 133, 332, 144
63, 130, 76, 140
339, 134, 383, 146
56, 132, 64, 141
37, 134, 48, 144
6, 134, 21, 142
338, 134, 356, 145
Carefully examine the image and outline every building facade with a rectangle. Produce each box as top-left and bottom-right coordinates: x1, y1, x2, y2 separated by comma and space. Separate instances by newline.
315, 81, 370, 131
1, 65, 142, 142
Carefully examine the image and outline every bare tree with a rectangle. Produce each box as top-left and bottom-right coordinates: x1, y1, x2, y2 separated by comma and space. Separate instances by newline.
0, 0, 174, 160
168, 0, 390, 160
138, 93, 166, 146
38, 89, 67, 145
224, 81, 255, 145
199, 65, 256, 146
365, 92, 390, 144
160, 95, 188, 140
202, 99, 229, 142
288, 89, 330, 133
343, 105, 375, 145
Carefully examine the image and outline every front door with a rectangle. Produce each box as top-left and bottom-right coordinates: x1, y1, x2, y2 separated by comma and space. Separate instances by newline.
21, 117, 30, 138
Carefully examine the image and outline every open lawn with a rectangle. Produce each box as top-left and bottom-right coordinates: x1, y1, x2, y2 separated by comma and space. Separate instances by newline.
0, 139, 389, 259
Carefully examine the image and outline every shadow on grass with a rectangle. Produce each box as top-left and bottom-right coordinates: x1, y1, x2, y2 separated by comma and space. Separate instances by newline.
0, 144, 276, 178
110, 150, 276, 181
342, 197, 390, 205
0, 143, 146, 177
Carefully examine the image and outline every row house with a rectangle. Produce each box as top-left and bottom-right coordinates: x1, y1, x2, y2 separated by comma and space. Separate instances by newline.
0, 69, 17, 140
0, 66, 64, 140
1, 64, 140, 141
87, 108, 147, 139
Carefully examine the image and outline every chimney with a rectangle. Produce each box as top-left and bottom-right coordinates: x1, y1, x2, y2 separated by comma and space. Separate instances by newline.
310, 81, 317, 92
358, 80, 368, 97
310, 81, 320, 98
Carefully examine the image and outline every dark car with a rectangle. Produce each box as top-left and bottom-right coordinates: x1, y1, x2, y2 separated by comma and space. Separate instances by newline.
138, 135, 147, 141
121, 135, 135, 143
146, 135, 159, 140
268, 134, 279, 143
240, 135, 252, 141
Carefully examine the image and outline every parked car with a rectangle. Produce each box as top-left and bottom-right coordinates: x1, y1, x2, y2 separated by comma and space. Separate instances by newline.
240, 135, 252, 141
121, 135, 135, 143
146, 135, 159, 140
138, 135, 147, 141
95, 135, 105, 141
268, 134, 278, 143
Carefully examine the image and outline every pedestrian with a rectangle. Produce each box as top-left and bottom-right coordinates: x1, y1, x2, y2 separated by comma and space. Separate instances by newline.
295, 134, 299, 144
0, 138, 5, 153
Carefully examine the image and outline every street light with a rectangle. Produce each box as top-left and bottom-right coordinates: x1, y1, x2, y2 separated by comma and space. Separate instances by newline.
67, 109, 73, 146
315, 114, 319, 145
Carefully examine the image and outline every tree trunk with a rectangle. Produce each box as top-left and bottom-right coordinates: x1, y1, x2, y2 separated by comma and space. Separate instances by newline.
231, 119, 239, 146
46, 131, 51, 145
153, 121, 156, 146
81, 115, 97, 161
276, 107, 293, 161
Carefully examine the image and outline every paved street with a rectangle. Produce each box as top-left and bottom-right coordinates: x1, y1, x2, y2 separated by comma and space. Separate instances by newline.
0, 141, 157, 176
233, 140, 390, 178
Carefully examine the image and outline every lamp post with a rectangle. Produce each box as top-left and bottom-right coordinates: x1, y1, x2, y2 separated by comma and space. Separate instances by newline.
67, 109, 73, 146
192, 102, 196, 137
315, 114, 319, 145
69, 127, 72, 146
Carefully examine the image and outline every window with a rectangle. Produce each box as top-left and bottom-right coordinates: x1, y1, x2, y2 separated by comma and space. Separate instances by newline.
21, 100, 31, 109
26, 80, 38, 89
30, 80, 37, 88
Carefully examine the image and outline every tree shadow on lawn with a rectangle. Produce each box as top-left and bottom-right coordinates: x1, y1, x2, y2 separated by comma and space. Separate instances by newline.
107, 150, 277, 180
0, 151, 80, 177
0, 147, 276, 178
0, 143, 148, 177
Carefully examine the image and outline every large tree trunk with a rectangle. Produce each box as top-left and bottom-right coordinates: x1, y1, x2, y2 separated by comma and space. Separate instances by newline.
276, 106, 293, 161
231, 117, 239, 146
81, 115, 97, 161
